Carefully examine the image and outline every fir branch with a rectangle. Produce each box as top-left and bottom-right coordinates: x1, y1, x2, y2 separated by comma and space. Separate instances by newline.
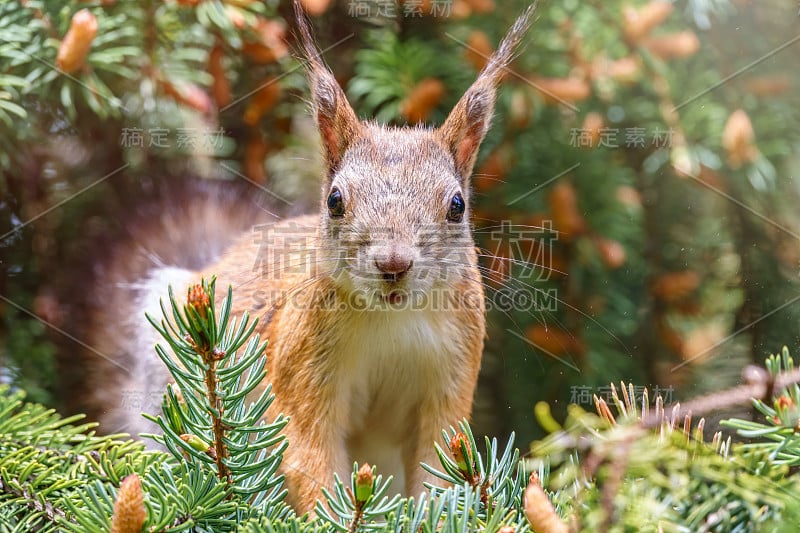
145, 277, 289, 509
0, 474, 72, 527
643, 363, 800, 429
197, 335, 234, 486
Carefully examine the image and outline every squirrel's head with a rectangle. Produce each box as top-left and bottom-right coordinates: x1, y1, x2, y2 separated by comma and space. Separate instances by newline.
294, 0, 534, 306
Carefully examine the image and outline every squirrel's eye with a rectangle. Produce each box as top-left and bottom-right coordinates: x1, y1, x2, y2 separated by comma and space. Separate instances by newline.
327, 187, 345, 218
446, 192, 465, 223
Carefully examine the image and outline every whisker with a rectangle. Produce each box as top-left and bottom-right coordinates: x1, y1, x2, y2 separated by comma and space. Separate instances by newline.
432, 258, 552, 337
474, 251, 567, 277
472, 224, 554, 232
434, 257, 630, 357
225, 257, 356, 293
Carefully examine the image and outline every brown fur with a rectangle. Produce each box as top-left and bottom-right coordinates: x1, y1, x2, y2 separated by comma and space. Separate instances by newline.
81, 1, 534, 513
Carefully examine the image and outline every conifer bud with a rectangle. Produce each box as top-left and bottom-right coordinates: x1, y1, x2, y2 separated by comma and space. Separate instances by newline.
464, 31, 493, 71
162, 81, 213, 114
523, 473, 569, 533
607, 56, 641, 83
525, 324, 583, 356
224, 5, 247, 28
475, 143, 513, 192
400, 78, 445, 124
622, 2, 673, 43
530, 76, 591, 105
548, 182, 586, 239
187, 284, 211, 315
651, 271, 700, 303
775, 395, 794, 410
300, 0, 332, 16
451, 0, 472, 19
680, 323, 726, 363
169, 382, 185, 406
209, 44, 230, 107
509, 88, 533, 129
595, 237, 626, 269
448, 432, 473, 473
744, 75, 791, 97
773, 395, 796, 424
56, 9, 98, 74
180, 433, 210, 452
615, 186, 642, 209
243, 81, 281, 126
580, 112, 604, 148
643, 31, 700, 60
243, 136, 269, 183
110, 475, 146, 533
355, 463, 374, 503
464, 0, 495, 13
180, 433, 217, 458
670, 143, 695, 177
242, 19, 288, 64
722, 109, 759, 168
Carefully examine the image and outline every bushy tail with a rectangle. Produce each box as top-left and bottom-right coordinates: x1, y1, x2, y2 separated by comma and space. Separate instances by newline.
57, 177, 275, 436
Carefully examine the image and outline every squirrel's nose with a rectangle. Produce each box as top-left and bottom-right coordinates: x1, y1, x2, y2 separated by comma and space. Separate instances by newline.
375, 254, 413, 282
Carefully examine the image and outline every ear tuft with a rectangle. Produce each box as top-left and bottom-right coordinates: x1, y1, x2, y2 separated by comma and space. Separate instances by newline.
438, 3, 536, 181
293, 0, 361, 174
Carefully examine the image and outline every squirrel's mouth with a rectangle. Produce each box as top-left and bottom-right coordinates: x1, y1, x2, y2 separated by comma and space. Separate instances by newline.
381, 290, 407, 305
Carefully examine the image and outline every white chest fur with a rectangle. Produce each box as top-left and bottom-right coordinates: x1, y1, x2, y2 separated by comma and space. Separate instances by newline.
333, 307, 458, 491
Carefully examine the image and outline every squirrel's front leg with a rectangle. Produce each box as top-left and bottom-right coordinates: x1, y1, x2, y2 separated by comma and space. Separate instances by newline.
403, 397, 472, 499
281, 419, 348, 514
403, 341, 482, 498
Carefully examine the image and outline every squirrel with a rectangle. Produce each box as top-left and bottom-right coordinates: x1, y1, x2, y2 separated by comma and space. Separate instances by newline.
77, 0, 535, 513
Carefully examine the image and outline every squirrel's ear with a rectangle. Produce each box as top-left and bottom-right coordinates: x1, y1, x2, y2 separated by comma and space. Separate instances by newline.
438, 4, 535, 181
294, 0, 362, 175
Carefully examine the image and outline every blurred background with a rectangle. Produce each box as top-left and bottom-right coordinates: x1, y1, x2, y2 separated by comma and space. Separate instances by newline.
1, 0, 799, 446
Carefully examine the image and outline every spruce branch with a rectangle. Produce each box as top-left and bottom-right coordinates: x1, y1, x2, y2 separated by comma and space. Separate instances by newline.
316, 462, 399, 532
644, 358, 800, 430
530, 353, 800, 531
723, 348, 800, 466
145, 277, 289, 506
190, 282, 233, 485
0, 472, 72, 527
423, 420, 526, 518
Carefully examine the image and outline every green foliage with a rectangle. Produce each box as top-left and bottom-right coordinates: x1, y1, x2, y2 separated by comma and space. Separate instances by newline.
315, 464, 401, 531
723, 347, 800, 468
4, 278, 800, 531
0, 278, 536, 531
145, 278, 289, 505
424, 422, 527, 517
529, 349, 800, 531
0, 385, 153, 531
3, 0, 800, 452
3, 1, 800, 530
